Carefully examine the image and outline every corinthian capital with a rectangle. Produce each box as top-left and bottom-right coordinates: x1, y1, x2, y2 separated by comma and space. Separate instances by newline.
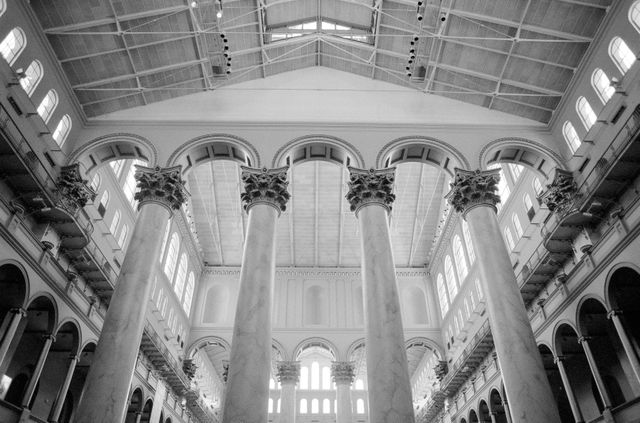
538, 169, 578, 215
331, 361, 355, 385
56, 164, 96, 210
240, 167, 290, 214
133, 165, 188, 212
445, 168, 501, 216
276, 361, 300, 384
346, 167, 396, 215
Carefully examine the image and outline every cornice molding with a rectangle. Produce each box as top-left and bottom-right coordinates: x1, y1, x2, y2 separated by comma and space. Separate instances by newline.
202, 266, 428, 278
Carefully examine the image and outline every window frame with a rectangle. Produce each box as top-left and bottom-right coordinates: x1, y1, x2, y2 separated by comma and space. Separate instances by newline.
576, 96, 597, 131
0, 27, 26, 65
19, 60, 43, 96
591, 68, 615, 104
609, 37, 636, 75
52, 115, 72, 146
36, 89, 58, 124
562, 121, 581, 154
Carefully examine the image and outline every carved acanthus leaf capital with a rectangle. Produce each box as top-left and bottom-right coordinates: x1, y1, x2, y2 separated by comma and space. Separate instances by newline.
276, 361, 300, 384
538, 169, 579, 215
346, 167, 396, 215
240, 167, 290, 214
133, 165, 188, 212
445, 168, 501, 216
56, 164, 96, 210
331, 361, 356, 384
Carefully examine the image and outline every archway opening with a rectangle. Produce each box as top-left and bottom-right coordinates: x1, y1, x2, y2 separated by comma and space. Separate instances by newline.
478, 400, 491, 423
64, 342, 96, 422
608, 267, 640, 360
0, 263, 27, 324
489, 389, 508, 423
140, 399, 153, 423
124, 388, 143, 423
468, 409, 479, 423
538, 344, 574, 422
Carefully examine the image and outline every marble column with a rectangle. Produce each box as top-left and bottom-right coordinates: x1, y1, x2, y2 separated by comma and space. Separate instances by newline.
346, 167, 415, 423
0, 307, 26, 366
446, 168, 561, 423
48, 354, 79, 422
276, 361, 300, 423
222, 167, 290, 423
608, 309, 640, 384
22, 334, 55, 408
74, 165, 187, 423
331, 361, 355, 423
578, 336, 613, 409
554, 355, 584, 423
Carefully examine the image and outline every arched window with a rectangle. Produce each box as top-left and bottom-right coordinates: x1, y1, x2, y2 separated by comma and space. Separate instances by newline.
37, 89, 58, 123
0, 0, 6, 17
52, 115, 71, 146
268, 398, 273, 413
0, 28, 26, 65
163, 233, 180, 280
631, 1, 640, 32
533, 177, 543, 195
462, 220, 475, 264
311, 362, 320, 389
98, 190, 109, 217
159, 224, 171, 263
110, 159, 124, 178
109, 210, 120, 234
123, 160, 144, 208
300, 399, 308, 413
269, 378, 275, 389
524, 194, 534, 221
277, 398, 281, 413
452, 235, 468, 282
444, 255, 458, 300
311, 398, 319, 413
182, 272, 195, 315
300, 367, 309, 389
322, 398, 330, 413
355, 379, 364, 390
321, 366, 331, 390
436, 273, 449, 316
562, 121, 581, 153
19, 60, 43, 96
488, 164, 509, 210
512, 213, 523, 238
508, 163, 522, 181
609, 37, 636, 74
90, 173, 101, 191
118, 224, 128, 247
504, 227, 515, 250
174, 253, 188, 298
592, 68, 615, 104
356, 399, 365, 414
576, 96, 597, 130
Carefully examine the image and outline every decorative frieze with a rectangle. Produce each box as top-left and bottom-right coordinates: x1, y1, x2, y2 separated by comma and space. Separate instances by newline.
346, 167, 396, 214
538, 169, 578, 215
56, 164, 96, 211
331, 361, 356, 385
445, 168, 501, 216
240, 166, 290, 214
134, 165, 188, 211
276, 361, 300, 384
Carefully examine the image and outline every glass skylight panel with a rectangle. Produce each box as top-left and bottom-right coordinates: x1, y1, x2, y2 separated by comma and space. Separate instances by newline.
269, 19, 372, 44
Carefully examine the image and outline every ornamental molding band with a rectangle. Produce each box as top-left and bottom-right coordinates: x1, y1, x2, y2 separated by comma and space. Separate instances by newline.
331, 361, 356, 384
445, 168, 501, 216
56, 164, 96, 210
346, 167, 396, 215
538, 169, 579, 215
134, 165, 188, 211
276, 361, 301, 384
240, 166, 290, 214
202, 266, 428, 278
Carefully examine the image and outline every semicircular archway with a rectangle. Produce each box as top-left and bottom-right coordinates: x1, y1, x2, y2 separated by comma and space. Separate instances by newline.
272, 135, 365, 168
376, 136, 470, 176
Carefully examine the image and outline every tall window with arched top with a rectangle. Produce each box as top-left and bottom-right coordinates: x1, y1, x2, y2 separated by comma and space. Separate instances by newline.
444, 255, 458, 300
609, 37, 636, 74
321, 366, 331, 389
504, 227, 515, 250
576, 96, 597, 130
52, 115, 71, 146
268, 398, 273, 413
592, 68, 615, 104
322, 398, 330, 413
19, 60, 43, 96
508, 163, 522, 181
631, 1, 640, 32
311, 362, 320, 389
0, 0, 6, 16
163, 233, 180, 280
37, 89, 58, 124
0, 28, 26, 65
356, 399, 365, 414
90, 173, 100, 191
174, 253, 188, 297
299, 399, 308, 414
562, 121, 581, 153
533, 178, 543, 195
512, 213, 523, 238
436, 273, 449, 316
182, 272, 195, 315
452, 235, 468, 282
118, 224, 128, 247
123, 160, 145, 209
524, 194, 534, 221
109, 210, 120, 235
462, 220, 475, 264
488, 164, 510, 210
159, 224, 171, 262
110, 160, 124, 178
311, 398, 319, 413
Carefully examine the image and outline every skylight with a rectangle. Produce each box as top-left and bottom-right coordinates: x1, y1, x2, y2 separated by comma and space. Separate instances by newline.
269, 20, 371, 44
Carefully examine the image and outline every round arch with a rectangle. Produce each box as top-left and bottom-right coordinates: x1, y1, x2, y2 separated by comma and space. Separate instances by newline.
346, 338, 366, 362
67, 133, 158, 178
26, 292, 58, 334
551, 319, 580, 355
272, 339, 289, 363
376, 136, 470, 176
293, 337, 338, 361
479, 137, 567, 180
186, 335, 231, 359
604, 262, 640, 310
0, 260, 30, 311
404, 337, 444, 361
574, 294, 608, 335
54, 318, 82, 355
167, 134, 260, 174
272, 134, 365, 168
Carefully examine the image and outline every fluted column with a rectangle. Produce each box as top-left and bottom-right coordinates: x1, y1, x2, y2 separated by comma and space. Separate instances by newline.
75, 165, 187, 423
554, 355, 584, 423
346, 167, 415, 423
222, 167, 290, 423
607, 309, 640, 384
22, 334, 55, 408
578, 336, 613, 409
446, 168, 561, 423
0, 307, 26, 366
48, 354, 79, 422
276, 361, 300, 423
332, 361, 355, 423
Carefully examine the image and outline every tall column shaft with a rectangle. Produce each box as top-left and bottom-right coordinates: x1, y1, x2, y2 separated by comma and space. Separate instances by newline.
276, 361, 300, 423
75, 165, 186, 423
0, 308, 26, 366
332, 362, 355, 423
223, 167, 289, 423
447, 168, 561, 423
554, 356, 584, 423
22, 334, 54, 408
48, 354, 79, 422
347, 167, 415, 423
608, 310, 640, 385
579, 336, 612, 408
